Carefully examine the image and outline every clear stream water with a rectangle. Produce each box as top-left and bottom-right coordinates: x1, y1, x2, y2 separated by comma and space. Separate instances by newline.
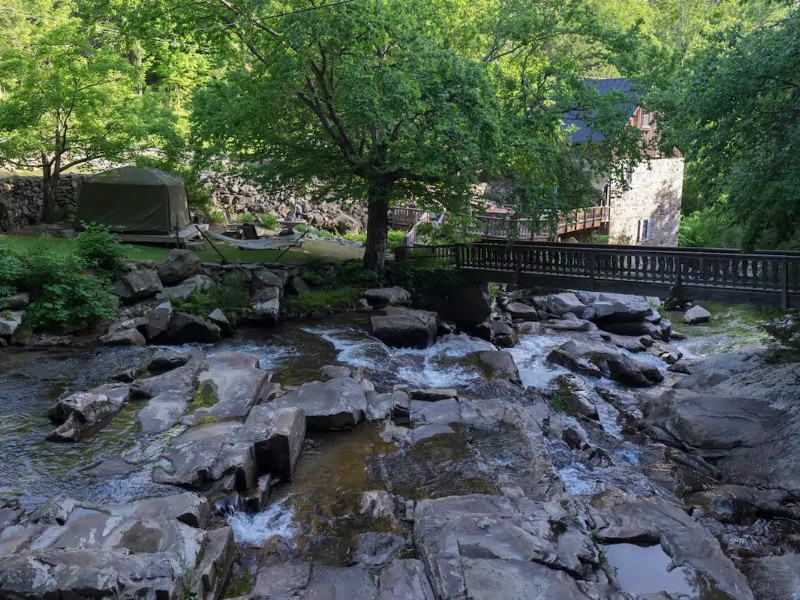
0, 304, 781, 596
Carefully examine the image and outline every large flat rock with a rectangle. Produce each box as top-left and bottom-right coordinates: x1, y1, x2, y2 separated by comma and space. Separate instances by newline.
154, 406, 305, 490
269, 377, 367, 429
0, 493, 232, 600
184, 352, 271, 424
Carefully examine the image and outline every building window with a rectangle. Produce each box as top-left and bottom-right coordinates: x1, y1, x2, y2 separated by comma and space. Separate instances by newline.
637, 219, 652, 242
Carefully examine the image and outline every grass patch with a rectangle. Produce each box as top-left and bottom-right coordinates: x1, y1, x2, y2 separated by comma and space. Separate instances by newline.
285, 286, 361, 312
0, 234, 364, 265
548, 391, 566, 412
191, 381, 219, 409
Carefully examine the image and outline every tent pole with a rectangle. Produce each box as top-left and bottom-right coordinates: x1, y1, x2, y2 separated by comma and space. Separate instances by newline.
195, 225, 229, 265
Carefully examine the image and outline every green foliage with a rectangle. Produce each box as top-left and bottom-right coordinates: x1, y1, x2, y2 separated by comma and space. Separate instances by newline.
14, 237, 118, 331
259, 213, 279, 230
337, 260, 378, 286
72, 223, 127, 282
295, 224, 335, 239
667, 10, 800, 250
588, 233, 610, 245
678, 209, 742, 248
549, 391, 566, 413
298, 259, 329, 288
0, 245, 23, 297
236, 213, 255, 224
189, 0, 647, 268
284, 287, 361, 313
170, 273, 251, 324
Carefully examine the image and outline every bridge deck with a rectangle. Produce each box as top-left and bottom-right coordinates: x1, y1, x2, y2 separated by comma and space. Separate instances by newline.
395, 242, 800, 308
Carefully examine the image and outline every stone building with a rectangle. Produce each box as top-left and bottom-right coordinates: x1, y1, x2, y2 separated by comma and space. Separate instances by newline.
566, 78, 684, 247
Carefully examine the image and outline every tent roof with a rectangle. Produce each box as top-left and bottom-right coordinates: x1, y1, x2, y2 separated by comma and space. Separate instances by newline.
564, 78, 640, 145
85, 166, 184, 187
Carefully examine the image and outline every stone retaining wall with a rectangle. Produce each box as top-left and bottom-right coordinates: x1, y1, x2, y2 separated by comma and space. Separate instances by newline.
0, 171, 368, 234
0, 175, 83, 232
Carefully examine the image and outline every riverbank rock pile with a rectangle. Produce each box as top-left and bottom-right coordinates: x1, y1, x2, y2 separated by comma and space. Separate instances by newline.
4, 280, 800, 599
201, 171, 368, 232
0, 492, 234, 599
94, 249, 316, 347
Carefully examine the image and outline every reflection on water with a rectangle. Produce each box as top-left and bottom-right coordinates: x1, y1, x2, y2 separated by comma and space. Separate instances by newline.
606, 543, 698, 596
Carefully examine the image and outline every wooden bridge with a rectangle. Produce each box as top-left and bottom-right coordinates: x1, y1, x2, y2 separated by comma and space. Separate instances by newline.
395, 241, 800, 308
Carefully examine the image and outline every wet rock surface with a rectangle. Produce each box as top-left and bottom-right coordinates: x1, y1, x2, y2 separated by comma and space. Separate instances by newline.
1, 292, 799, 599
370, 306, 438, 349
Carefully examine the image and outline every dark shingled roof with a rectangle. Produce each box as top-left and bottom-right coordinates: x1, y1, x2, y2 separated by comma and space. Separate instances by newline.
564, 78, 640, 144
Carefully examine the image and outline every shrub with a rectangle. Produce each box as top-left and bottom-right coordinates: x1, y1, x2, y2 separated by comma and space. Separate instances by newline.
337, 260, 377, 285
170, 273, 251, 324
343, 232, 367, 243
72, 223, 127, 281
299, 259, 329, 288
387, 229, 406, 249
236, 212, 255, 224
284, 286, 360, 312
25, 271, 119, 332
0, 245, 23, 297
258, 213, 279, 230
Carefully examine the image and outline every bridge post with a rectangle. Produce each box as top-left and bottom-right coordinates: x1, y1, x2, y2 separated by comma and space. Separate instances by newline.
514, 246, 522, 285
781, 257, 789, 309
588, 250, 596, 291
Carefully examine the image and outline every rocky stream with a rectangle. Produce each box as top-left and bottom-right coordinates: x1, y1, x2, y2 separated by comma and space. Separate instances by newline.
0, 286, 798, 599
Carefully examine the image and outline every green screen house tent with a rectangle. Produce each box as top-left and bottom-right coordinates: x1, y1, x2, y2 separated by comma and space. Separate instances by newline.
74, 166, 191, 234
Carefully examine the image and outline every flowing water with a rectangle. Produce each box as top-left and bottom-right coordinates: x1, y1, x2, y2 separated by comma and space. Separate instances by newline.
0, 304, 783, 596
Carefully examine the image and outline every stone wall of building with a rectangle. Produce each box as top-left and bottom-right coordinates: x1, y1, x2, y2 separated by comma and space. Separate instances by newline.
0, 175, 84, 232
608, 157, 683, 247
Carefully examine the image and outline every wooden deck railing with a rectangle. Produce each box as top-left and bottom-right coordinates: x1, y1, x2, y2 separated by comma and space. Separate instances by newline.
395, 242, 800, 308
470, 206, 610, 240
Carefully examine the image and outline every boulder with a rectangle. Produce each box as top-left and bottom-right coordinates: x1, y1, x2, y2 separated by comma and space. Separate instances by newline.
416, 281, 491, 326
110, 269, 163, 303
363, 286, 412, 307
378, 559, 435, 600
158, 274, 215, 301
320, 365, 352, 379
684, 304, 712, 325
157, 249, 201, 285
155, 405, 305, 490
148, 349, 191, 373
185, 352, 270, 422
48, 383, 130, 441
414, 494, 600, 598
0, 292, 29, 310
370, 306, 438, 349
543, 318, 594, 332
251, 285, 281, 325
597, 320, 662, 338
0, 495, 233, 600
142, 301, 173, 340
269, 377, 368, 429
585, 293, 653, 323
505, 301, 539, 321
553, 374, 598, 420
488, 320, 518, 348
409, 388, 458, 401
286, 275, 311, 295
472, 350, 521, 385
207, 308, 234, 336
332, 212, 362, 233
547, 340, 663, 386
250, 268, 284, 293
532, 292, 585, 318
353, 532, 405, 567
99, 327, 146, 347
0, 310, 25, 337
166, 312, 221, 344
133, 354, 205, 434
745, 554, 800, 600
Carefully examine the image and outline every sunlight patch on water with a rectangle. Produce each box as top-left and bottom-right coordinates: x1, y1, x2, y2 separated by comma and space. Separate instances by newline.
227, 496, 296, 546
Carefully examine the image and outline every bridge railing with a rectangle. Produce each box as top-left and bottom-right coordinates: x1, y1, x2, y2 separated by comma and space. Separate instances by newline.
396, 242, 800, 307
469, 206, 610, 240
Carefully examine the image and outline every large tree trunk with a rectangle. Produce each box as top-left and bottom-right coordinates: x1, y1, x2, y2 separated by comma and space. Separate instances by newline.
363, 179, 393, 274
40, 154, 60, 223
